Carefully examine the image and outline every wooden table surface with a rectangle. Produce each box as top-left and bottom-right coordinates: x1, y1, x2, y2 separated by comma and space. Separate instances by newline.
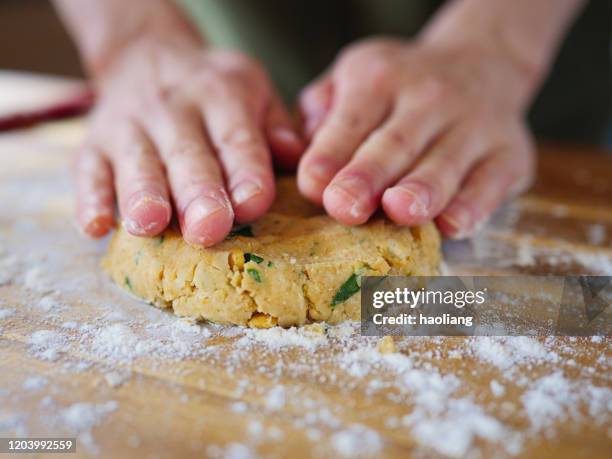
0, 79, 610, 459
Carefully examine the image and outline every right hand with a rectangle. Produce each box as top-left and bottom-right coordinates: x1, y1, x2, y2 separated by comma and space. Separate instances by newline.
75, 39, 304, 245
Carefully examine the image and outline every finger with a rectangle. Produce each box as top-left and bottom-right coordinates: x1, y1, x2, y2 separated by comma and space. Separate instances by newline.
108, 122, 172, 237
202, 90, 275, 223
144, 105, 234, 246
324, 93, 455, 224
298, 75, 333, 139
297, 83, 390, 205
73, 145, 115, 238
265, 91, 305, 170
436, 149, 534, 238
381, 121, 486, 226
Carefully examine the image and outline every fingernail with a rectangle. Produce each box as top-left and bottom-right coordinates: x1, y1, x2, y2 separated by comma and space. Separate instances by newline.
80, 209, 113, 238
231, 180, 262, 206
185, 196, 227, 230
124, 192, 171, 235
327, 176, 371, 219
395, 184, 431, 218
439, 204, 473, 239
308, 160, 336, 183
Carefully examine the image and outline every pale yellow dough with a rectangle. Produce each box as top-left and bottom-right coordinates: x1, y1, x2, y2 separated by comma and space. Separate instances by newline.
103, 177, 441, 327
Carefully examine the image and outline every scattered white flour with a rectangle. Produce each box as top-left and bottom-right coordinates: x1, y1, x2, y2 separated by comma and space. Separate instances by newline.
521, 372, 573, 431
23, 376, 48, 391
516, 237, 535, 266
60, 401, 118, 432
572, 251, 612, 275
103, 370, 131, 388
29, 329, 66, 361
404, 398, 520, 458
23, 267, 54, 294
88, 323, 201, 363
0, 254, 18, 285
230, 402, 248, 414
37, 295, 66, 313
490, 380, 506, 398
264, 385, 286, 411
236, 326, 328, 350
90, 324, 153, 362
207, 442, 255, 459
586, 224, 606, 245
471, 337, 550, 371
330, 424, 383, 458
0, 307, 15, 319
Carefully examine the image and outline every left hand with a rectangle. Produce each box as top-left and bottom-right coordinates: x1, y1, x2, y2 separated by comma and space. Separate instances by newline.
297, 38, 535, 238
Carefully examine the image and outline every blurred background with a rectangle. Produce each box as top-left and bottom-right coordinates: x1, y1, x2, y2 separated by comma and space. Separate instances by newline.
0, 0, 610, 146
0, 0, 83, 77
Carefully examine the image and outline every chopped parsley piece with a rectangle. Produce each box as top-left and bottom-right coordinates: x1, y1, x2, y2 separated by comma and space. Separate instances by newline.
124, 276, 133, 291
244, 253, 264, 264
267, 261, 273, 267
331, 268, 367, 307
156, 235, 165, 245
228, 224, 254, 238
247, 268, 262, 283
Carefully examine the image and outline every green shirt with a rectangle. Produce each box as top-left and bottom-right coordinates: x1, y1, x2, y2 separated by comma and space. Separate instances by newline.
180, 0, 611, 145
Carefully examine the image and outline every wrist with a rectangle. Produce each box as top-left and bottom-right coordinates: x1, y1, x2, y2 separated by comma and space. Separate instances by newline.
90, 31, 202, 85
420, 0, 585, 109
420, 24, 541, 110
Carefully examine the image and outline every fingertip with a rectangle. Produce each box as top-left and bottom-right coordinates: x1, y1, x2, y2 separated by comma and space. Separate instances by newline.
80, 212, 114, 238
435, 200, 475, 240
381, 183, 432, 226
322, 176, 372, 225
123, 192, 172, 236
230, 179, 275, 223
182, 195, 234, 247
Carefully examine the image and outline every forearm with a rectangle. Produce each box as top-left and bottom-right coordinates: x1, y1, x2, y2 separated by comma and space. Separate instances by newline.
53, 0, 202, 78
421, 0, 585, 101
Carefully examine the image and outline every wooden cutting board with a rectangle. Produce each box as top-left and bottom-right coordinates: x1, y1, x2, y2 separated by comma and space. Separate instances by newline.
0, 84, 610, 458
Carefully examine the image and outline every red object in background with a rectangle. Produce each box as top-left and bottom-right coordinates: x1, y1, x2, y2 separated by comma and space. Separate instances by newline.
0, 71, 95, 131
0, 88, 94, 131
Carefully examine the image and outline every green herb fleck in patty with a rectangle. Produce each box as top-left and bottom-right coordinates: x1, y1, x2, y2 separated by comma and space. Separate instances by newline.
124, 276, 133, 291
247, 268, 262, 283
244, 253, 264, 264
227, 224, 254, 238
331, 267, 367, 307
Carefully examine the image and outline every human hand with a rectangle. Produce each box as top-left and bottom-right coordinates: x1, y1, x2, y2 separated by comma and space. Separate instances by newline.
75, 39, 303, 245
297, 38, 535, 238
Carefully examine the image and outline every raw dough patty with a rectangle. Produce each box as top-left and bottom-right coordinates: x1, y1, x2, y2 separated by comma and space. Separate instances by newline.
103, 177, 441, 327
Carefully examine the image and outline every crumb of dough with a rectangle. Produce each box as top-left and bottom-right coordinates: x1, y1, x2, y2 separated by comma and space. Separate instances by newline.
248, 313, 278, 329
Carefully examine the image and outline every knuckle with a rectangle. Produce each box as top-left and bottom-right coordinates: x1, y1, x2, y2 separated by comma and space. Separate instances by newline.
165, 141, 204, 162
420, 76, 453, 103
374, 128, 411, 151
325, 112, 366, 135
218, 126, 260, 149
196, 73, 234, 96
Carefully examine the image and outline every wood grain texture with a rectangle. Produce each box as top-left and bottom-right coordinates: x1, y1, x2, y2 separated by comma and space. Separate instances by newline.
0, 76, 610, 459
